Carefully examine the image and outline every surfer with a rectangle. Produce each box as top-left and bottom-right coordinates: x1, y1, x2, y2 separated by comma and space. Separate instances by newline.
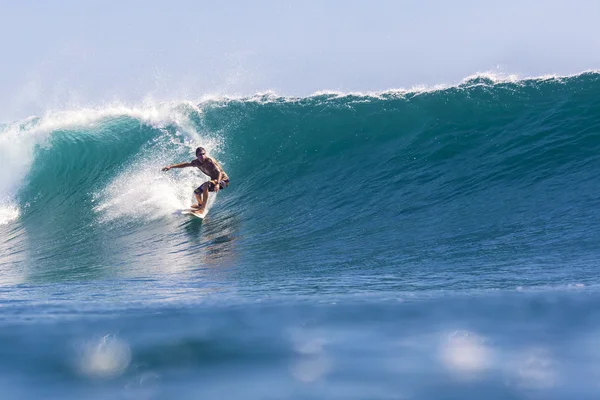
161, 147, 230, 214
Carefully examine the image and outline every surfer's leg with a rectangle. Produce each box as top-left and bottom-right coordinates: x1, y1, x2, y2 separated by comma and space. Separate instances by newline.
199, 183, 209, 212
193, 185, 205, 209
193, 192, 203, 208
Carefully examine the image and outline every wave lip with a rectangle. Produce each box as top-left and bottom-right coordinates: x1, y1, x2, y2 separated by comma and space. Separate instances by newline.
0, 101, 208, 222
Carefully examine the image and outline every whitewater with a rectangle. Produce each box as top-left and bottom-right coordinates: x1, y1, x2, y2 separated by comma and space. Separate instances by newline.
1, 72, 600, 399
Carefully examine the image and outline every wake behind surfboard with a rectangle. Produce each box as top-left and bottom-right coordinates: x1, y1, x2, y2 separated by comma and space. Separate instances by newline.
181, 208, 207, 219
180, 191, 216, 220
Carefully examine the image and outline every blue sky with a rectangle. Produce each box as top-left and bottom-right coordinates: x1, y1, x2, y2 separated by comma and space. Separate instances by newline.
1, 0, 599, 120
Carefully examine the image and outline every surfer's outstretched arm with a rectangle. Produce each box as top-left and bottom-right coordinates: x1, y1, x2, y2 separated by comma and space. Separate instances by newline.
162, 162, 192, 171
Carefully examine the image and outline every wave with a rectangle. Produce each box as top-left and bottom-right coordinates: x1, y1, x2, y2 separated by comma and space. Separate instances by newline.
2, 71, 600, 286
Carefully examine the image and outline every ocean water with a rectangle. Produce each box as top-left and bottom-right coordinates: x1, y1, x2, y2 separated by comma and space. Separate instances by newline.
1, 72, 600, 399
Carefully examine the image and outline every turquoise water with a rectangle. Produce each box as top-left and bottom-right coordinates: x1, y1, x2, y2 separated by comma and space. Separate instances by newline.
1, 72, 600, 398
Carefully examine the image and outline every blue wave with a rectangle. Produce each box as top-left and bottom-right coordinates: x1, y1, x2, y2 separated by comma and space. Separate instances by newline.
1, 72, 600, 288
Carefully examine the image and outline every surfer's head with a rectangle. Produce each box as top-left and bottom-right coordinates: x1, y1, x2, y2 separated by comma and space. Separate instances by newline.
196, 147, 206, 160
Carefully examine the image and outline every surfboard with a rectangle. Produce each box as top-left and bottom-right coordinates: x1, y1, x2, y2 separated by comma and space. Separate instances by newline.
181, 208, 207, 219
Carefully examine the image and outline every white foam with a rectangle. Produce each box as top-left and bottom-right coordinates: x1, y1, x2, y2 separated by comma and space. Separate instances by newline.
31, 100, 205, 138
94, 167, 192, 221
198, 90, 281, 104
0, 119, 44, 204
75, 335, 131, 379
0, 202, 19, 225
440, 330, 493, 379
288, 329, 332, 383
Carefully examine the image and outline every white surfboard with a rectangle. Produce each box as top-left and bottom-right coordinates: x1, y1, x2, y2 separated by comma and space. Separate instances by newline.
181, 208, 207, 219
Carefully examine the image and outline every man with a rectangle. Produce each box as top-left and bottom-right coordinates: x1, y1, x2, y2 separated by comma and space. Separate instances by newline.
162, 147, 229, 214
